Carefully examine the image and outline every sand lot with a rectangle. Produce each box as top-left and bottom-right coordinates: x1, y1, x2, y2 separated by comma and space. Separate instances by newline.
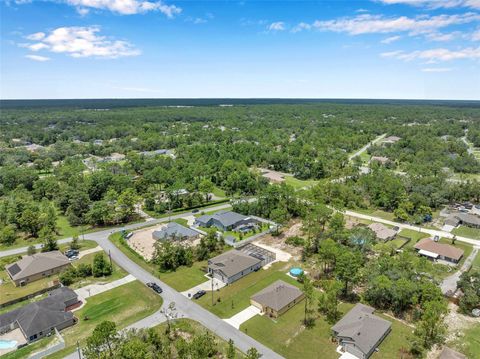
127, 224, 167, 260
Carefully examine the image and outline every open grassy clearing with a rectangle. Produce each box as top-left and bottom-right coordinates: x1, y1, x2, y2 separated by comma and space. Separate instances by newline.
110, 232, 211, 292
452, 225, 480, 240
283, 175, 318, 190
195, 262, 297, 318
240, 301, 413, 359
46, 280, 162, 359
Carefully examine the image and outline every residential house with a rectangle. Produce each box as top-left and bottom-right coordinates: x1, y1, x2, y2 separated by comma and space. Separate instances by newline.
152, 222, 201, 241
414, 238, 464, 264
370, 156, 390, 165
6, 251, 71, 287
452, 213, 480, 228
208, 250, 262, 284
382, 136, 401, 145
368, 223, 397, 241
260, 169, 285, 184
0, 287, 79, 343
332, 303, 391, 359
194, 210, 258, 232
250, 280, 304, 318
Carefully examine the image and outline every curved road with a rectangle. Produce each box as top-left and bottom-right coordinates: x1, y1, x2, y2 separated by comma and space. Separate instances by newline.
0, 203, 283, 359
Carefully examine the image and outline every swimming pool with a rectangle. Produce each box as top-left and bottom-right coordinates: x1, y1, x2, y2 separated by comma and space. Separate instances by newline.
289, 267, 304, 277
0, 339, 17, 349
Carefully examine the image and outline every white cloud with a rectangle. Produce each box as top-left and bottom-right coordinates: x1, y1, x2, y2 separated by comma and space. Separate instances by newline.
23, 26, 140, 59
472, 28, 480, 40
268, 21, 285, 31
65, 0, 181, 16
377, 0, 480, 10
291, 22, 312, 33
312, 13, 480, 36
25, 54, 50, 61
26, 32, 45, 41
425, 31, 461, 41
381, 35, 401, 43
421, 67, 453, 72
381, 47, 480, 62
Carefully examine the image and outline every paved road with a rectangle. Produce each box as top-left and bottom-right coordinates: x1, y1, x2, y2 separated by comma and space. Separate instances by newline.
348, 133, 386, 161
61, 218, 284, 359
4, 201, 281, 358
344, 209, 480, 247
0, 203, 232, 258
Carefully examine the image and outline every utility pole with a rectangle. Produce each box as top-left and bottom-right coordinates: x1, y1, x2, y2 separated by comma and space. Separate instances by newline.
108, 250, 113, 272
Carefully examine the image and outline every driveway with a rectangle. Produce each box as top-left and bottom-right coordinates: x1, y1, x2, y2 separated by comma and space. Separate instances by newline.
441, 247, 479, 295
224, 305, 262, 329
181, 276, 226, 298
74, 274, 136, 300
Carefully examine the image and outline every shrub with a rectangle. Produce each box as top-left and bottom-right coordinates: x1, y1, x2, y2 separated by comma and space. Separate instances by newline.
77, 263, 93, 277
285, 236, 305, 247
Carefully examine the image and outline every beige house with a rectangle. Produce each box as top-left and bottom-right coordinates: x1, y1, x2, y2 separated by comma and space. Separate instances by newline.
6, 251, 71, 286
368, 223, 397, 241
250, 280, 304, 318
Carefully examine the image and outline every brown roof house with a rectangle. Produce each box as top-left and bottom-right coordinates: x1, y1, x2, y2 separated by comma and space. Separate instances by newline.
332, 303, 391, 359
368, 223, 397, 241
250, 280, 304, 318
0, 287, 79, 343
6, 251, 70, 287
414, 238, 464, 264
208, 250, 262, 284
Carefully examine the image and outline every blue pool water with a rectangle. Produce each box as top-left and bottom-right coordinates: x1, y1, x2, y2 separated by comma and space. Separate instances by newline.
0, 339, 17, 349
290, 267, 304, 277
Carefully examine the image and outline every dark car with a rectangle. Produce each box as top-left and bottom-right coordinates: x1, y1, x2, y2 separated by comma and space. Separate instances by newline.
192, 209, 199, 213
64, 249, 79, 258
146, 282, 163, 294
192, 290, 206, 299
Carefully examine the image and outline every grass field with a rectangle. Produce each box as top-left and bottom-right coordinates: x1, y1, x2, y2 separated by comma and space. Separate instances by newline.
452, 225, 480, 240
45, 280, 163, 359
2, 336, 56, 359
355, 208, 396, 221
159, 260, 209, 292
196, 262, 297, 318
284, 175, 318, 190
240, 301, 413, 359
450, 323, 480, 359
472, 250, 480, 271
397, 229, 430, 245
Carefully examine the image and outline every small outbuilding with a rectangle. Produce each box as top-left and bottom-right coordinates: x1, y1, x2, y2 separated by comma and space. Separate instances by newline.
250, 280, 304, 318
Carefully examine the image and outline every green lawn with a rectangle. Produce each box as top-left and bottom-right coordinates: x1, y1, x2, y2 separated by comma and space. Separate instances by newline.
284, 175, 318, 190
110, 232, 210, 292
159, 260, 209, 292
450, 323, 480, 359
472, 251, 480, 270
452, 225, 480, 240
2, 336, 56, 359
212, 186, 227, 198
172, 218, 189, 227
196, 262, 296, 318
389, 237, 409, 249
354, 208, 396, 221
240, 302, 413, 359
0, 274, 57, 306
45, 280, 163, 359
397, 229, 430, 246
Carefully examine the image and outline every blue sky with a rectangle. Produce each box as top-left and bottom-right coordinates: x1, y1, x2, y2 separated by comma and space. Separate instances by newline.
1, 0, 479, 99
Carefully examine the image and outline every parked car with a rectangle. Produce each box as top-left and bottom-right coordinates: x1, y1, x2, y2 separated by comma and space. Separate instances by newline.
433, 235, 440, 242
192, 209, 199, 213
147, 282, 163, 294
192, 290, 206, 299
64, 249, 79, 258
68, 255, 79, 261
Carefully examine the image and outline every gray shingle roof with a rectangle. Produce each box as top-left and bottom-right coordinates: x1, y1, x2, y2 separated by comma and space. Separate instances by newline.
0, 287, 77, 338
6, 251, 70, 281
196, 210, 250, 228
152, 222, 200, 241
454, 213, 480, 226
208, 250, 261, 278
332, 303, 391, 356
251, 280, 303, 311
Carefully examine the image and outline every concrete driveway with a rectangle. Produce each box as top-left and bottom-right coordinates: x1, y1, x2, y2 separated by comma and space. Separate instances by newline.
74, 274, 136, 300
224, 305, 262, 329
441, 247, 479, 295
181, 276, 226, 298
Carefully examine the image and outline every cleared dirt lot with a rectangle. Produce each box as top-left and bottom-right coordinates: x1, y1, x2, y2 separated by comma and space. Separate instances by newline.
127, 224, 166, 260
